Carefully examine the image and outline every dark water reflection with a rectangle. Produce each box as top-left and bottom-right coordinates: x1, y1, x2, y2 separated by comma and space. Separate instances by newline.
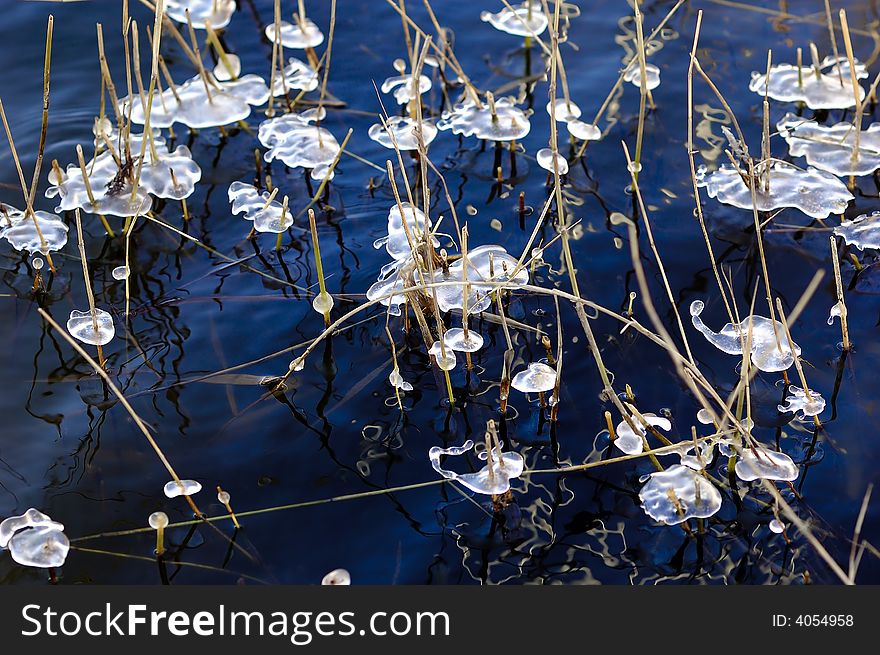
0, 0, 878, 584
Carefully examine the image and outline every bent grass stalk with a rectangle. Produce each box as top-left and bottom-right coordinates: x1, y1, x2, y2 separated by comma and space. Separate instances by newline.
308, 208, 331, 327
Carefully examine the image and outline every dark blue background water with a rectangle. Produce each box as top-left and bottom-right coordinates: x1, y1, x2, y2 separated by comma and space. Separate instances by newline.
0, 0, 878, 584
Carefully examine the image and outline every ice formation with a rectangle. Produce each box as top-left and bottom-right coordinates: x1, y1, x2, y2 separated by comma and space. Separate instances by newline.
546, 98, 581, 123
834, 211, 880, 250
429, 340, 457, 371
228, 181, 294, 234
638, 464, 722, 525
271, 57, 319, 95
613, 413, 671, 455
511, 362, 557, 393
443, 328, 485, 353
165, 0, 236, 30
437, 95, 531, 141
123, 74, 252, 128
734, 447, 799, 482
480, 1, 547, 37
695, 162, 853, 219
368, 116, 438, 151
536, 148, 569, 175
0, 508, 69, 569
777, 113, 880, 177
749, 55, 867, 109
164, 479, 203, 498
777, 385, 825, 418
623, 62, 661, 90
66, 309, 116, 346
380, 73, 432, 105
46, 151, 153, 217
567, 119, 602, 141
322, 568, 351, 585
388, 369, 413, 392
0, 207, 68, 254
264, 18, 325, 49
258, 108, 340, 175
690, 300, 800, 372
429, 440, 525, 495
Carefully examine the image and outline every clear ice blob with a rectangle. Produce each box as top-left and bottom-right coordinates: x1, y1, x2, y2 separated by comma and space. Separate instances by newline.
163, 479, 203, 498
437, 95, 530, 142
749, 55, 867, 110
0, 208, 68, 253
777, 113, 880, 177
480, 1, 547, 37
264, 18, 325, 49
443, 328, 485, 353
567, 119, 602, 141
638, 464, 722, 525
66, 309, 115, 346
546, 98, 581, 122
695, 161, 852, 219
429, 340, 457, 371
690, 299, 800, 372
536, 148, 569, 175
429, 440, 525, 495
165, 0, 236, 29
258, 108, 340, 171
388, 369, 413, 392
112, 265, 129, 280
613, 413, 672, 455
623, 62, 661, 90
777, 385, 825, 418
368, 116, 438, 151
511, 362, 557, 393
228, 181, 294, 233
735, 448, 799, 482
380, 73, 432, 105
322, 568, 351, 585
834, 211, 880, 250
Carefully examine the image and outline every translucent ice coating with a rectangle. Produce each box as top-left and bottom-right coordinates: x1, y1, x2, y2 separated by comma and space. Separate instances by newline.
165, 0, 236, 29
536, 148, 569, 175
695, 162, 852, 219
45, 151, 153, 217
270, 58, 319, 96
567, 119, 602, 141
264, 18, 324, 49
388, 369, 413, 391
480, 1, 547, 37
429, 440, 525, 495
613, 413, 671, 455
322, 568, 351, 585
376, 202, 434, 261
623, 62, 661, 90
777, 113, 880, 177
123, 74, 251, 128
429, 340, 457, 370
0, 208, 68, 253
368, 116, 438, 151
164, 479, 203, 498
380, 73, 432, 105
690, 300, 799, 372
443, 328, 485, 353
735, 447, 799, 482
546, 98, 581, 123
228, 181, 294, 233
638, 465, 722, 525
136, 144, 203, 200
66, 309, 116, 346
0, 509, 63, 548
213, 54, 241, 81
748, 55, 867, 109
366, 273, 408, 316
9, 526, 70, 568
834, 211, 880, 250
777, 385, 825, 418
258, 108, 340, 171
511, 362, 557, 393
437, 96, 530, 142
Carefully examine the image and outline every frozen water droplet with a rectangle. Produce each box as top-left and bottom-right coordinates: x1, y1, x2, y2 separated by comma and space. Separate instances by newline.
163, 479, 202, 498
312, 291, 334, 315
769, 518, 785, 534
66, 309, 115, 346
429, 341, 457, 371
112, 265, 129, 280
